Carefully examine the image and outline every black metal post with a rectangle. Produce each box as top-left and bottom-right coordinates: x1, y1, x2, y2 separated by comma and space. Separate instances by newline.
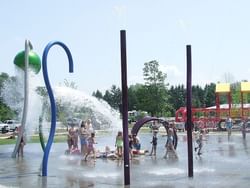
120, 30, 130, 185
186, 45, 194, 177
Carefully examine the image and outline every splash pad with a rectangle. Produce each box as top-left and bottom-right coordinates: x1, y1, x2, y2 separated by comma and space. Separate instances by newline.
0, 132, 250, 187
1, 32, 250, 187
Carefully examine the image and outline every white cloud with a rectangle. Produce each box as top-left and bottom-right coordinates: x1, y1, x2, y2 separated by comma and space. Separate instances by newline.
128, 75, 144, 86
159, 64, 185, 86
159, 64, 183, 77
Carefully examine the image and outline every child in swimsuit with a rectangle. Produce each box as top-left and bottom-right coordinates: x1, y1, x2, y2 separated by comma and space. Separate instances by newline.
79, 121, 89, 156
84, 132, 97, 161
149, 131, 158, 156
115, 131, 123, 157
164, 128, 178, 159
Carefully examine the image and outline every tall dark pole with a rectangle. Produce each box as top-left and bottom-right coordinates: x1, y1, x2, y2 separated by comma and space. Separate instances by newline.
186, 45, 193, 177
120, 30, 130, 185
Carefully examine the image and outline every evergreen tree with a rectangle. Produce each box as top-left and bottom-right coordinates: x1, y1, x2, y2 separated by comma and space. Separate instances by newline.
103, 85, 121, 111
92, 90, 103, 99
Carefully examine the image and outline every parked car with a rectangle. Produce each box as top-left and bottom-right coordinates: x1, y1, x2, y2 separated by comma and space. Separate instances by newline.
3, 120, 21, 132
0, 121, 10, 133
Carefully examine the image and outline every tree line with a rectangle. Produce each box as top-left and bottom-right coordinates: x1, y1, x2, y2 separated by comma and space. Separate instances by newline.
92, 60, 218, 117
1, 60, 249, 122
93, 81, 217, 117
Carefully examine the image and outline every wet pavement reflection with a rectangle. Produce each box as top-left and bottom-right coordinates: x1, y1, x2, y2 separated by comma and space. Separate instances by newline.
0, 132, 250, 187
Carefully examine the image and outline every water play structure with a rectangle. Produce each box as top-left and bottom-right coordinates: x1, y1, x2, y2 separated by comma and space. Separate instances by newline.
12, 40, 41, 158
131, 116, 178, 149
41, 41, 74, 176
175, 82, 250, 130
2, 31, 196, 186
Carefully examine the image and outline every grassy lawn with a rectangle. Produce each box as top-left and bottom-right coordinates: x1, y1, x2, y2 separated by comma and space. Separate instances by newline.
0, 138, 17, 145
0, 126, 154, 146
0, 134, 68, 145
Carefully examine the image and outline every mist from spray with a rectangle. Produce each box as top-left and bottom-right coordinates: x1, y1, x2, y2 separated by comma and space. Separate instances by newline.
1, 69, 43, 140
1, 68, 122, 139
53, 86, 122, 132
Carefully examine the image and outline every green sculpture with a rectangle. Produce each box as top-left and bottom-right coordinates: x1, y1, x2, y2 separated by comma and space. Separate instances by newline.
14, 50, 41, 74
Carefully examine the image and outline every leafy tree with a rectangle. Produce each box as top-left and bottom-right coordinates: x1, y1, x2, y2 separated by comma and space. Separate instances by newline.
0, 102, 15, 121
0, 73, 20, 121
168, 84, 185, 116
135, 85, 150, 113
231, 82, 241, 106
141, 60, 170, 116
0, 73, 9, 91
143, 60, 167, 86
192, 85, 204, 107
128, 84, 140, 111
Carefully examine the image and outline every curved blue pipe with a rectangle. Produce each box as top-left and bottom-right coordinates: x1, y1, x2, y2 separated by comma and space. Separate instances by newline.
42, 41, 73, 176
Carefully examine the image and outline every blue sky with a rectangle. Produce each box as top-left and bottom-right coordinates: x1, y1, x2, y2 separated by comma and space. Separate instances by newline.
1, 0, 250, 94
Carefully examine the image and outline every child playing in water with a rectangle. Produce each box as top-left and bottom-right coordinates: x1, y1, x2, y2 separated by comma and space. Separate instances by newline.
132, 134, 141, 151
84, 132, 97, 161
115, 131, 123, 157
96, 146, 119, 159
149, 130, 158, 156
67, 125, 75, 151
79, 121, 89, 156
128, 134, 133, 158
226, 114, 233, 140
164, 128, 178, 159
86, 119, 94, 133
73, 127, 79, 149
17, 135, 26, 157
195, 129, 205, 156
15, 126, 26, 157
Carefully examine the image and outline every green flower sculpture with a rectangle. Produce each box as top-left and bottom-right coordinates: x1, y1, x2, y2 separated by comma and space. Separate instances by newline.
14, 50, 41, 74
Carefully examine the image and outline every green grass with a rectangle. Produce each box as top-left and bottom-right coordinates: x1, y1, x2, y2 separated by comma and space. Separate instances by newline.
0, 138, 16, 145
29, 134, 68, 143
0, 126, 154, 146
0, 134, 68, 145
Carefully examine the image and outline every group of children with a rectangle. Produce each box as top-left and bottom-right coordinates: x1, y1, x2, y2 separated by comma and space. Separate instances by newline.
66, 118, 144, 161
149, 121, 178, 159
149, 121, 207, 158
114, 121, 180, 159
67, 119, 97, 161
116, 131, 142, 158
66, 119, 207, 162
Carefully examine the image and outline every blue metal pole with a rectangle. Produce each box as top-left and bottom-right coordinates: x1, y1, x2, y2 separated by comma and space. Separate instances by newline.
120, 30, 130, 185
42, 41, 73, 176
